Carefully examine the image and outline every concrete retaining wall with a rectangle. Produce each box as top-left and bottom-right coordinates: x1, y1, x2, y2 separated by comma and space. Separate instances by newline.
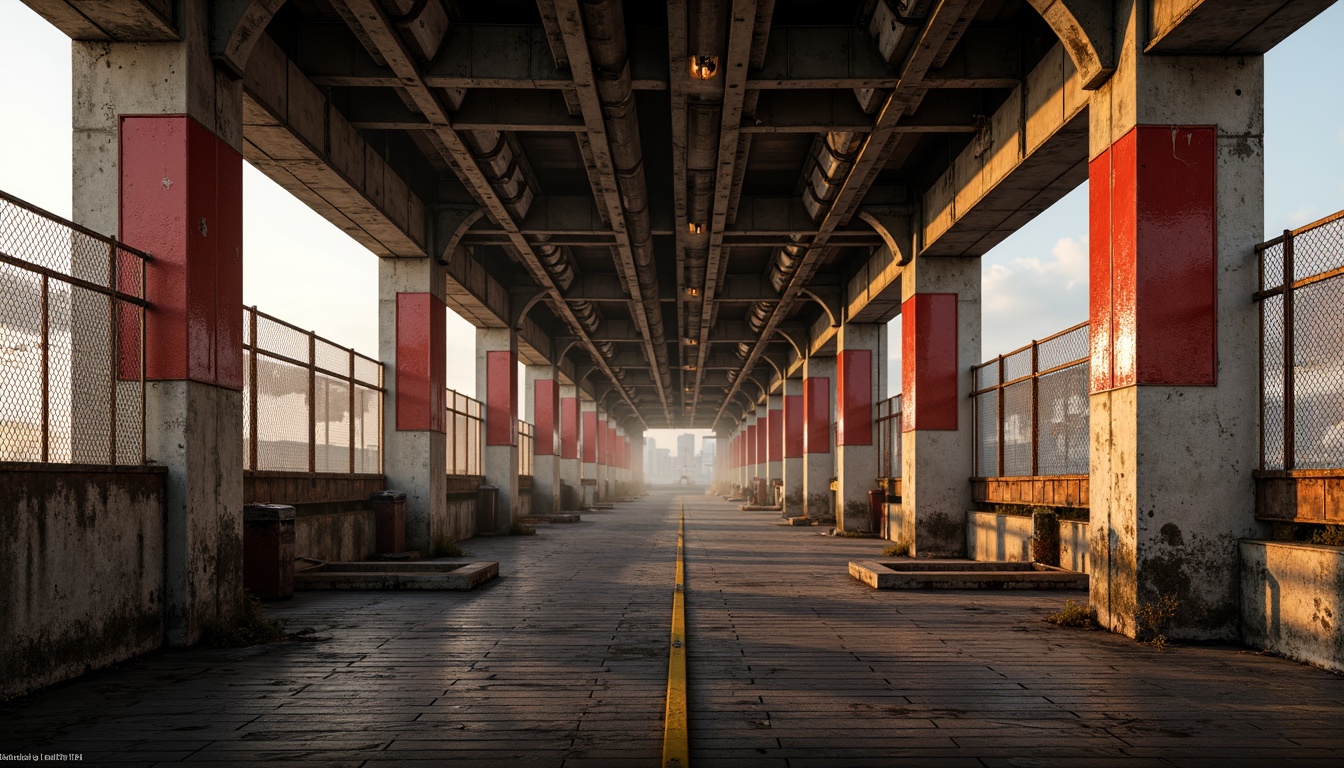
1241, 540, 1344, 673
1, 464, 168, 700
882, 503, 914, 548
1060, 520, 1090, 574
295, 509, 377, 562
967, 511, 1032, 562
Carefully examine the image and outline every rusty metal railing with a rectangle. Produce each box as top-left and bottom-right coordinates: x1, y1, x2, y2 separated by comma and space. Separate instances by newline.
0, 191, 149, 465
1256, 210, 1344, 471
446, 387, 483, 476
971, 322, 1090, 478
243, 306, 383, 474
876, 394, 902, 478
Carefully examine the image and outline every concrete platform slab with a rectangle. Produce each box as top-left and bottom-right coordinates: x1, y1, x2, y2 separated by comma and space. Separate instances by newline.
295, 560, 498, 590
849, 559, 1088, 589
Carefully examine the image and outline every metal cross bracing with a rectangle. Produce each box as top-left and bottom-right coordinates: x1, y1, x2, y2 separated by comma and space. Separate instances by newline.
24, 0, 1333, 434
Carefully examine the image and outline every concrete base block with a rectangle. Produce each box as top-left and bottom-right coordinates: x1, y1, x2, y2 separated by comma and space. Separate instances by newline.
849, 559, 1088, 590
1241, 540, 1344, 673
967, 511, 1032, 562
295, 561, 499, 590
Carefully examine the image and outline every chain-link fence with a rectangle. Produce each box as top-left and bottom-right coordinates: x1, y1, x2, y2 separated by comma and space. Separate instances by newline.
243, 306, 382, 474
876, 394, 902, 477
0, 191, 147, 465
1258, 211, 1344, 471
972, 322, 1090, 477
518, 420, 534, 477
446, 388, 483, 476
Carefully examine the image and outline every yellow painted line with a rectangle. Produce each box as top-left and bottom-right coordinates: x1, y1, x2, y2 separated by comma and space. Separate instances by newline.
662, 498, 689, 768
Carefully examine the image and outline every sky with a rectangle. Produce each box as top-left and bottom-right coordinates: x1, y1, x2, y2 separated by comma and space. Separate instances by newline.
3, 0, 1343, 451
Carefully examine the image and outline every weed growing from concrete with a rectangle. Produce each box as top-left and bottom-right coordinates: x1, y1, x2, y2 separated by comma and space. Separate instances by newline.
829, 529, 878, 538
508, 521, 537, 536
431, 536, 467, 558
1136, 594, 1180, 649
1310, 525, 1344, 546
1046, 599, 1097, 629
202, 592, 288, 647
882, 539, 912, 557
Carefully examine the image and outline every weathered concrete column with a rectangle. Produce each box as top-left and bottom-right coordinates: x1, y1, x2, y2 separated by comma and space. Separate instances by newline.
380, 259, 448, 552
767, 394, 784, 505
525, 365, 560, 514
476, 327, 518, 529
755, 401, 769, 497
899, 256, 980, 555
1087, 8, 1264, 640
803, 356, 836, 520
73, 4, 246, 644
607, 422, 618, 495
835, 323, 884, 531
558, 385, 581, 509
581, 399, 598, 506
595, 413, 608, 501
782, 377, 805, 516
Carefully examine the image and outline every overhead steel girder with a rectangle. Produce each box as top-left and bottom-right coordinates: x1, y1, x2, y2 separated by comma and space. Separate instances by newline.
298, 23, 1025, 92
212, 0, 286, 79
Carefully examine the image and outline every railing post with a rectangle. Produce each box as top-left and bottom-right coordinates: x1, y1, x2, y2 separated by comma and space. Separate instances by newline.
348, 348, 356, 474
247, 307, 259, 472
308, 330, 317, 473
1283, 229, 1295, 471
1029, 339, 1039, 478
996, 354, 1005, 477
40, 275, 49, 463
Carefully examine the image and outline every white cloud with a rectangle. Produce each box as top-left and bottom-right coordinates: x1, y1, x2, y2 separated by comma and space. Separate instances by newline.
981, 236, 1090, 359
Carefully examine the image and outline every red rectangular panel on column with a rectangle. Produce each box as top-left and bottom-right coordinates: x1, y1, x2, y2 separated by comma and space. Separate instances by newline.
756, 418, 767, 465
747, 424, 757, 467
596, 417, 607, 465
837, 349, 874, 445
900, 294, 957, 432
394, 293, 446, 432
582, 410, 597, 463
784, 395, 804, 458
485, 349, 515, 445
560, 397, 579, 459
1089, 145, 1115, 393
768, 409, 783, 462
607, 426, 616, 467
1092, 126, 1216, 391
803, 378, 830, 454
120, 115, 243, 390
534, 379, 556, 455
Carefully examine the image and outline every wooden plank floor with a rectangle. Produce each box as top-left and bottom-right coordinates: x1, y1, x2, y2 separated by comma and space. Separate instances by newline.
2, 490, 1343, 767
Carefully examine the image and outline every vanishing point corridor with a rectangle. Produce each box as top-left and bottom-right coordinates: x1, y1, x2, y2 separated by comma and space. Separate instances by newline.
4, 491, 1343, 767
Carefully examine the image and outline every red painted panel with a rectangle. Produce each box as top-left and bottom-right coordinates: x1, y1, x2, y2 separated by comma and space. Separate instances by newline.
607, 425, 616, 467
183, 118, 217, 383
534, 379, 556, 455
597, 417, 607, 465
395, 293, 442, 432
560, 397, 579, 459
582, 410, 597, 463
784, 395, 804, 458
803, 377, 831, 454
768, 409, 783, 462
1133, 125, 1216, 386
747, 424, 757, 467
485, 350, 515, 445
900, 294, 958, 432
756, 417, 767, 465
1089, 145, 1115, 393
428, 297, 446, 432
213, 138, 244, 390
1110, 129, 1140, 388
837, 349, 874, 445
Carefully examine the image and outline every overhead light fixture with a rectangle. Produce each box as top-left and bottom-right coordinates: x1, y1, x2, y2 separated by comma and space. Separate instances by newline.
688, 222, 703, 234
689, 54, 719, 80
684, 364, 697, 371
686, 287, 700, 297
683, 338, 699, 346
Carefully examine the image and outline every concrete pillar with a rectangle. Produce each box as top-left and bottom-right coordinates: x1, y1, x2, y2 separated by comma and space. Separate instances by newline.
782, 377, 805, 516
595, 413, 608, 501
526, 365, 560, 514
835, 323, 883, 532
803, 356, 836, 520
767, 394, 784, 506
1086, 8, 1263, 640
755, 402, 768, 496
380, 258, 448, 553
899, 256, 980, 555
476, 327, 518, 529
72, 2, 246, 644
581, 399, 598, 506
558, 385, 581, 509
